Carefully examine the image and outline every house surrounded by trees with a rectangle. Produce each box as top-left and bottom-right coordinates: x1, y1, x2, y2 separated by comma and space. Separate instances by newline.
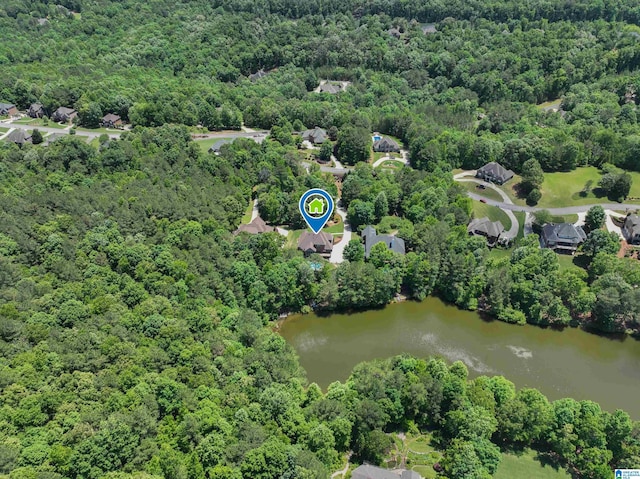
476, 162, 514, 185
467, 217, 505, 247
622, 214, 640, 245
541, 223, 587, 254
361, 225, 406, 257
52, 106, 77, 123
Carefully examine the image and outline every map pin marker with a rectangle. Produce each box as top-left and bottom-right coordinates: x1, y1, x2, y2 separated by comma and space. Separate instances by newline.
299, 188, 335, 234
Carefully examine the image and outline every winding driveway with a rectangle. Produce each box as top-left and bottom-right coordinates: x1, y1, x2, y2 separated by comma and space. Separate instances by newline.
329, 203, 352, 264
372, 149, 410, 168
454, 172, 519, 239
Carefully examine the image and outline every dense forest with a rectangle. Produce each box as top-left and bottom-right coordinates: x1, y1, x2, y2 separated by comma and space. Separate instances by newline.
2, 0, 640, 478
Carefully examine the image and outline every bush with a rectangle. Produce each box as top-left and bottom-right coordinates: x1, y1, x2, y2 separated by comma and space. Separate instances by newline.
527, 188, 541, 205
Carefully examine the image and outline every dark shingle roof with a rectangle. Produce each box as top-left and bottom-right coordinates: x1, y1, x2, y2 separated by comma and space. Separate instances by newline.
361, 225, 406, 257
6, 129, 31, 145
319, 83, 342, 94
477, 162, 514, 182
624, 214, 640, 235
467, 217, 504, 239
301, 127, 327, 144
542, 223, 587, 244
352, 465, 419, 479
102, 113, 121, 123
373, 137, 400, 151
209, 139, 234, 152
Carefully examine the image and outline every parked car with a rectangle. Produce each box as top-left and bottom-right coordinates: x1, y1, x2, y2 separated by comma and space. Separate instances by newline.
476, 184, 486, 189
480, 199, 487, 203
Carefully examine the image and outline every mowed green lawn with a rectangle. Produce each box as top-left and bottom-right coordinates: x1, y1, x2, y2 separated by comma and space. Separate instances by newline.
459, 181, 504, 202
494, 450, 570, 479
195, 137, 233, 153
502, 167, 640, 208
472, 201, 512, 231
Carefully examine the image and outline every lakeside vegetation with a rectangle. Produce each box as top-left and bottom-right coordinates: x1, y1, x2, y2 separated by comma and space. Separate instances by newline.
1, 0, 640, 477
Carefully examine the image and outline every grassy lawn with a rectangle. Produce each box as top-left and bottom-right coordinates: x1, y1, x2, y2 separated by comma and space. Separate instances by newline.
12, 118, 68, 129
459, 181, 504, 202
240, 199, 254, 224
195, 137, 233, 153
379, 160, 402, 169
285, 229, 305, 249
76, 126, 122, 134
0, 127, 9, 133
537, 99, 562, 111
494, 450, 570, 479
500, 167, 640, 208
383, 433, 441, 479
472, 201, 512, 231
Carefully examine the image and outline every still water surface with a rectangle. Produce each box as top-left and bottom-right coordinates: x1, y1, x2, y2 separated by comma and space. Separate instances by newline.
279, 297, 640, 418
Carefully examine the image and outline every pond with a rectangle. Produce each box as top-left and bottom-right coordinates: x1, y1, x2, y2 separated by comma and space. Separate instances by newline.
279, 297, 640, 418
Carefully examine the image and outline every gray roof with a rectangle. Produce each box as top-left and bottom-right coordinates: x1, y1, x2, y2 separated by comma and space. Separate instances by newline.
477, 162, 514, 182
298, 231, 333, 253
373, 137, 400, 151
422, 23, 437, 34
44, 133, 65, 145
319, 83, 342, 94
542, 223, 587, 244
361, 225, 406, 257
209, 139, 234, 152
624, 214, 640, 235
249, 69, 268, 81
301, 127, 327, 144
0, 103, 16, 113
352, 465, 421, 479
467, 217, 504, 239
6, 129, 31, 145
54, 106, 76, 116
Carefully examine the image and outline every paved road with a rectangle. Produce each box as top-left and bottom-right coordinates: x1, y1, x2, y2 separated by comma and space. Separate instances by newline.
301, 160, 350, 176
455, 176, 519, 239
329, 203, 352, 264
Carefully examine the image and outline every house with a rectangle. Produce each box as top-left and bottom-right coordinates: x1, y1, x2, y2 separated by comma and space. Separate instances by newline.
467, 217, 505, 246
5, 129, 32, 146
249, 69, 268, 82
421, 23, 437, 34
352, 465, 422, 479
361, 225, 406, 258
0, 103, 18, 116
208, 139, 235, 153
301, 127, 328, 145
476, 162, 514, 185
373, 136, 400, 153
622, 214, 640, 245
319, 83, 343, 94
101, 113, 122, 128
44, 133, 65, 146
388, 27, 402, 39
51, 107, 77, 123
298, 231, 333, 257
307, 198, 325, 215
28, 103, 45, 118
234, 216, 275, 235
541, 223, 587, 254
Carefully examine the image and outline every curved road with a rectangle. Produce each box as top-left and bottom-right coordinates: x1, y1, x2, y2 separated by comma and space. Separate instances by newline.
454, 173, 519, 239
454, 171, 640, 240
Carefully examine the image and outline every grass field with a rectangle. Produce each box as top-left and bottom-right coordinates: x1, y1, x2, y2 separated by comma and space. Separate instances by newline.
0, 127, 9, 133
285, 229, 304, 249
460, 181, 504, 202
240, 199, 254, 224
501, 167, 640, 208
494, 450, 570, 479
195, 137, 233, 153
472, 201, 512, 231
12, 118, 68, 129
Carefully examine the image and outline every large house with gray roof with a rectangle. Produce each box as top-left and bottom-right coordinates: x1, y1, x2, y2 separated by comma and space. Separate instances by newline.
351, 465, 421, 479
52, 106, 77, 123
467, 217, 504, 246
301, 127, 328, 145
623, 214, 640, 245
541, 223, 587, 254
0, 103, 18, 116
233, 216, 275, 235
361, 226, 405, 258
476, 162, 514, 185
373, 136, 400, 153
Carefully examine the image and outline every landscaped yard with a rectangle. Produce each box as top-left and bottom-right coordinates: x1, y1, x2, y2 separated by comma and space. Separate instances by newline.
383, 433, 441, 479
459, 181, 504, 202
195, 137, 233, 153
378, 160, 402, 169
472, 201, 512, 231
240, 199, 254, 225
494, 450, 570, 479
0, 127, 9, 133
285, 229, 305, 249
500, 167, 640, 208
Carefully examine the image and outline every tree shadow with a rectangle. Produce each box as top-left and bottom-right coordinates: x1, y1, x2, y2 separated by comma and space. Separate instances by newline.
512, 181, 529, 200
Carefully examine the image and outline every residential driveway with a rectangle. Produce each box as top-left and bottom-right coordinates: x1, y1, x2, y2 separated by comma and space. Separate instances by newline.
250, 199, 259, 222
455, 177, 519, 239
0, 120, 121, 140
604, 210, 625, 238
329, 203, 352, 263
372, 149, 409, 168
